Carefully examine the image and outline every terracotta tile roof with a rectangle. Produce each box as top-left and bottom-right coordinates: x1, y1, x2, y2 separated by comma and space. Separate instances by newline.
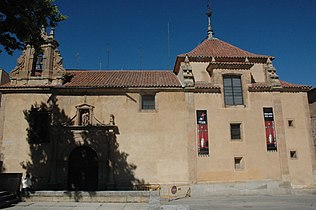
179, 38, 270, 58
64, 70, 182, 88
194, 81, 221, 92
249, 80, 311, 92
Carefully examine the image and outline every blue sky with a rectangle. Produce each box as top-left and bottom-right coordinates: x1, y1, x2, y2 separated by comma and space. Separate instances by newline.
1, 0, 315, 86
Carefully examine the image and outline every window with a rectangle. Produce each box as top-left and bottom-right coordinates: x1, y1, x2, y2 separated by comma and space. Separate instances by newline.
288, 119, 295, 128
141, 95, 155, 110
234, 157, 244, 170
28, 109, 50, 143
35, 53, 44, 71
31, 52, 44, 76
230, 123, 241, 140
223, 75, 243, 105
290, 151, 297, 159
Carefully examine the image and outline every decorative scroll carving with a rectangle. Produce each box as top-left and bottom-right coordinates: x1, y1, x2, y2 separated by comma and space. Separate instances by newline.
10, 51, 26, 77
265, 58, 281, 87
9, 28, 66, 85
53, 49, 66, 77
182, 55, 195, 87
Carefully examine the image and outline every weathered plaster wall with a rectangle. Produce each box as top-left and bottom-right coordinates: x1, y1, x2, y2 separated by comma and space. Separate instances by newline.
0, 91, 190, 187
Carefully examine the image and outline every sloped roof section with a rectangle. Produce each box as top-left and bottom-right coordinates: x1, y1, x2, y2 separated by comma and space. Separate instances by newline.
179, 38, 270, 58
249, 80, 311, 92
64, 70, 182, 88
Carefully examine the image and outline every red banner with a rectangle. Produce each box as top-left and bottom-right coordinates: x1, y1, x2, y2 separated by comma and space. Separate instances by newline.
197, 110, 209, 155
263, 108, 277, 151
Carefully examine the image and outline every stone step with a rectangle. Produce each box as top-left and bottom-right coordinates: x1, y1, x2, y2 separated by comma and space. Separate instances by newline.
0, 191, 20, 209
0, 191, 10, 197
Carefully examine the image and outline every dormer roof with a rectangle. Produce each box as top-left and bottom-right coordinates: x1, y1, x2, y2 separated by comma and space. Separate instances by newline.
174, 38, 272, 74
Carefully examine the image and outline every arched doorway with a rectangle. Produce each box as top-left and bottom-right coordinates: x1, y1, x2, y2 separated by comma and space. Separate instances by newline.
68, 146, 98, 191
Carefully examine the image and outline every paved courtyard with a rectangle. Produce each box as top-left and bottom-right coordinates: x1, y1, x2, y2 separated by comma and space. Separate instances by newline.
4, 194, 316, 210
162, 194, 316, 210
5, 202, 149, 210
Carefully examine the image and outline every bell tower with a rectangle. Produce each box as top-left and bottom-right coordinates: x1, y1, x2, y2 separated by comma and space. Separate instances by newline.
10, 28, 66, 85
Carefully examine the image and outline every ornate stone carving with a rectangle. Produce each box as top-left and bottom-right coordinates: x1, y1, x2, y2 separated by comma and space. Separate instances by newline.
182, 55, 195, 87
81, 111, 90, 126
9, 28, 66, 85
75, 104, 95, 126
109, 114, 115, 125
53, 49, 66, 77
10, 51, 26, 78
265, 58, 281, 87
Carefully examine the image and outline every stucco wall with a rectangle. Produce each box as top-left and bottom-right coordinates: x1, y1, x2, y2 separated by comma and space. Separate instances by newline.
1, 68, 315, 189
191, 91, 314, 187
0, 91, 190, 187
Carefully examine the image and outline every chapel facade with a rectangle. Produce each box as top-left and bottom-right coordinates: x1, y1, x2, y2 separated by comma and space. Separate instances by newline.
0, 7, 315, 192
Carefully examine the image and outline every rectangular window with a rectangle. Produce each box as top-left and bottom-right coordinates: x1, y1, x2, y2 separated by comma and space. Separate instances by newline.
223, 75, 243, 105
234, 157, 244, 170
141, 95, 155, 110
230, 123, 241, 140
196, 110, 209, 155
263, 107, 277, 151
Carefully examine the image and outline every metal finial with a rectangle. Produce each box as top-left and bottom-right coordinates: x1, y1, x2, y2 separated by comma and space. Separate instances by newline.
206, 0, 212, 17
206, 0, 214, 39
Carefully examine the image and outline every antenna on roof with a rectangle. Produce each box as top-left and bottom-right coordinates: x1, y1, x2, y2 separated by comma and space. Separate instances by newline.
206, 0, 214, 39
167, 22, 171, 70
106, 43, 110, 70
75, 52, 80, 69
139, 47, 144, 70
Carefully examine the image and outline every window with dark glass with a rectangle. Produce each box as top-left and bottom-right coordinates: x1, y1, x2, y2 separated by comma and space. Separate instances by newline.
141, 95, 155, 110
230, 123, 241, 140
28, 109, 50, 143
223, 75, 243, 105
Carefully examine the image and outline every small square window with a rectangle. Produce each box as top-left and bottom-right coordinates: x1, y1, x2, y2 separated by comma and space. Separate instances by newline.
230, 123, 241, 140
290, 151, 297, 159
234, 157, 244, 170
141, 95, 155, 110
288, 119, 295, 128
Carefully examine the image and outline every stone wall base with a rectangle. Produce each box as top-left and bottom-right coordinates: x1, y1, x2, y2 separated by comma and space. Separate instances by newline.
190, 180, 292, 197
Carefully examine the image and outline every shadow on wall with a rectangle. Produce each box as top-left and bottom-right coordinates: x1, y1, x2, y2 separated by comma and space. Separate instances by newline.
20, 95, 144, 193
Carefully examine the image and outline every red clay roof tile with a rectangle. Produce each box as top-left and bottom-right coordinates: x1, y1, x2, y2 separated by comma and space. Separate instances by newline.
179, 38, 270, 58
249, 80, 311, 92
64, 70, 182, 88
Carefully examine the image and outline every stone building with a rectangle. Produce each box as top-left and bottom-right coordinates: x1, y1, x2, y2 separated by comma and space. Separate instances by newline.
0, 8, 315, 193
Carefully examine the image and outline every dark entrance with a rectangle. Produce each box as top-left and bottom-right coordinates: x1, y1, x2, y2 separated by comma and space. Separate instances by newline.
68, 146, 98, 191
